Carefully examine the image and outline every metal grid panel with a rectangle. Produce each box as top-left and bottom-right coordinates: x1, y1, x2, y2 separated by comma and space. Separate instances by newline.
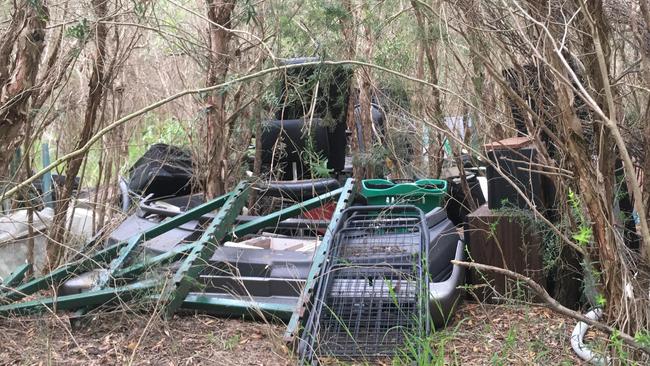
299, 205, 429, 364
332, 227, 421, 265
315, 265, 422, 358
332, 207, 424, 265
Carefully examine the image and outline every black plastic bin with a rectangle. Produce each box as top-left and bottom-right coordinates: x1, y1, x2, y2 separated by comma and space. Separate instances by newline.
486, 147, 548, 210
445, 174, 486, 226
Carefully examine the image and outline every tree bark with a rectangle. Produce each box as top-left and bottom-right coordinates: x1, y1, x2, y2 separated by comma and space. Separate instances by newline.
204, 0, 236, 199
412, 0, 444, 177
352, 1, 377, 183
0, 1, 48, 178
47, 0, 109, 267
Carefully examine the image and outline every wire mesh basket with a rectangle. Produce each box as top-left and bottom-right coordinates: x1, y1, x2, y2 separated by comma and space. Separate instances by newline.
298, 205, 430, 364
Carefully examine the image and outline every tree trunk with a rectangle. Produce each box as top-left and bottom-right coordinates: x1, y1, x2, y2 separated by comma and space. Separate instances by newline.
352, 1, 376, 183
204, 0, 236, 199
412, 0, 444, 177
47, 0, 109, 267
0, 1, 48, 178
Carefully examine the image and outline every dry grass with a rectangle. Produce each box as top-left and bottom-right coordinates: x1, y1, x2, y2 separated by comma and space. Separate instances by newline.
0, 312, 291, 366
0, 301, 595, 365
442, 303, 586, 365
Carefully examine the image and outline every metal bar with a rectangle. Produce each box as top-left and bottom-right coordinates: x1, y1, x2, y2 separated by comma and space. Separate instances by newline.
113, 243, 198, 281
139, 192, 230, 240
95, 191, 232, 289
2, 263, 31, 288
0, 241, 127, 302
0, 280, 159, 316
231, 187, 343, 238
182, 294, 294, 321
41, 143, 54, 208
161, 182, 249, 317
283, 178, 355, 342
72, 191, 234, 320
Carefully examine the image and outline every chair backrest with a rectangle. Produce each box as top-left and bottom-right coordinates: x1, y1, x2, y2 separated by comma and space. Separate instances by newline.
260, 118, 330, 180
274, 60, 351, 173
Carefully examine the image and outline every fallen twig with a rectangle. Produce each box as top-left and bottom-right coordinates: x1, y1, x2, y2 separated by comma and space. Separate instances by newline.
452, 260, 650, 355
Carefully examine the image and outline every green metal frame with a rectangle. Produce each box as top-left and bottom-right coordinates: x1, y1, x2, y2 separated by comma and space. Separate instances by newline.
283, 178, 355, 342
0, 183, 248, 317
1, 263, 31, 288
113, 242, 198, 282
159, 181, 249, 317
182, 294, 293, 321
94, 189, 232, 290
0, 280, 159, 316
0, 179, 348, 320
230, 186, 343, 238
0, 242, 126, 302
0, 191, 232, 303
175, 184, 347, 320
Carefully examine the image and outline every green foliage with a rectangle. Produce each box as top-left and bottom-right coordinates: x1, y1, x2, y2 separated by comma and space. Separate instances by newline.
567, 189, 593, 247
581, 258, 603, 309
393, 326, 457, 366
490, 326, 518, 365
65, 19, 90, 41
302, 133, 332, 179
610, 330, 630, 363
224, 334, 240, 350
634, 330, 650, 348
568, 189, 584, 221
323, 3, 349, 31
124, 115, 188, 175
132, 0, 148, 18
242, 0, 258, 25
572, 226, 592, 247
141, 116, 187, 146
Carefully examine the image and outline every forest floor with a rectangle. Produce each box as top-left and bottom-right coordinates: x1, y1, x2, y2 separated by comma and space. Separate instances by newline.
0, 302, 589, 365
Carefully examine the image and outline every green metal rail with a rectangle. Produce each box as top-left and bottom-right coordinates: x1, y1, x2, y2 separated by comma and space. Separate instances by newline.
0, 179, 348, 322
1, 263, 31, 288
113, 242, 198, 282
283, 178, 355, 342
0, 242, 126, 302
182, 294, 294, 321
93, 189, 232, 291
159, 182, 249, 317
0, 280, 160, 316
0, 191, 232, 303
231, 186, 343, 238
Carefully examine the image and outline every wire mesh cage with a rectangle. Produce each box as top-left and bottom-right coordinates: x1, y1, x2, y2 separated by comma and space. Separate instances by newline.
298, 205, 430, 364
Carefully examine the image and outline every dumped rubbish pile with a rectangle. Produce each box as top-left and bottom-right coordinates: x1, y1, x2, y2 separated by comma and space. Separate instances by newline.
0, 176, 470, 364
0, 59, 476, 363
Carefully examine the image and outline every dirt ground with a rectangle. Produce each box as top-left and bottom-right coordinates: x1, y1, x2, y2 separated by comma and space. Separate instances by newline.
0, 302, 588, 365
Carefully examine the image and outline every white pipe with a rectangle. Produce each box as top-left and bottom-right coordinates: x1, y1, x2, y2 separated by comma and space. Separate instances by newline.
571, 308, 610, 365
119, 177, 130, 212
